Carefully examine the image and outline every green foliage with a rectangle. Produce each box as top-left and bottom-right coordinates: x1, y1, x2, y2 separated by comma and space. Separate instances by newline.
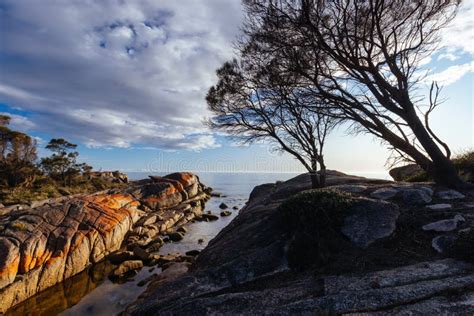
0, 115, 40, 187
405, 171, 430, 182
41, 138, 84, 186
278, 189, 353, 269
404, 150, 474, 183
453, 150, 474, 183
0, 116, 124, 205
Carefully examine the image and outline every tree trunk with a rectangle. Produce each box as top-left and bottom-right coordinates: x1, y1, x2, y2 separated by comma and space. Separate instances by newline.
318, 157, 327, 188
310, 172, 320, 189
310, 157, 320, 189
404, 108, 470, 189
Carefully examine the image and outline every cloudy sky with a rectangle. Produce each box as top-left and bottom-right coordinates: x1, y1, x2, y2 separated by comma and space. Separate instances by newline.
0, 0, 472, 176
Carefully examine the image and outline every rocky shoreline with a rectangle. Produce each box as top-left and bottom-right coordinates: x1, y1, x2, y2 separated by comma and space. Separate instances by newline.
0, 172, 211, 313
125, 171, 474, 315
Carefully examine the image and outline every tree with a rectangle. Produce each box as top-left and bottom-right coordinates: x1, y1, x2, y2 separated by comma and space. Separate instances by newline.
240, 0, 469, 188
0, 115, 39, 187
207, 58, 338, 188
41, 138, 81, 186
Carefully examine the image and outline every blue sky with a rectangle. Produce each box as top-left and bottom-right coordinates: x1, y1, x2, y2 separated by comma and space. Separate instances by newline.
0, 0, 472, 176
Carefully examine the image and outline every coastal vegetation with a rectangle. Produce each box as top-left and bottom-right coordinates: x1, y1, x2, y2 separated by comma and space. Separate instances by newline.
208, 0, 470, 189
0, 115, 124, 206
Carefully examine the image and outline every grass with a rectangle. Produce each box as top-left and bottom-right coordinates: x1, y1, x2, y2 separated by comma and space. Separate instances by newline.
404, 150, 474, 183
0, 176, 126, 206
278, 189, 353, 269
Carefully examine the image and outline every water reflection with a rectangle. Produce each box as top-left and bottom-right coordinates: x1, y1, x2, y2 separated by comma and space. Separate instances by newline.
6, 172, 297, 316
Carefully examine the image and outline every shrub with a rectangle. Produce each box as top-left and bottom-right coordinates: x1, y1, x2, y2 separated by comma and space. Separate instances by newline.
449, 229, 474, 262
453, 150, 474, 183
278, 189, 353, 269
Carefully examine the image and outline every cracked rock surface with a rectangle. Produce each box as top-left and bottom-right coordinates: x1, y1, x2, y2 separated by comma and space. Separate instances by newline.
0, 172, 209, 313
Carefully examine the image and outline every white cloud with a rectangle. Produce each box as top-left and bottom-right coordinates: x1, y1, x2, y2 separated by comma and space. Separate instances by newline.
0, 0, 243, 150
425, 61, 474, 86
439, 0, 474, 57
0, 112, 36, 131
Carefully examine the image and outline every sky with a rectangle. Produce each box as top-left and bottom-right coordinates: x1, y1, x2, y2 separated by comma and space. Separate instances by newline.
0, 0, 472, 176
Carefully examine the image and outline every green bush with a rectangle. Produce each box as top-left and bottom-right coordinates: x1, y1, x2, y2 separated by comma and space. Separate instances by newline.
279, 189, 353, 269
403, 150, 474, 183
449, 229, 474, 262
453, 150, 474, 183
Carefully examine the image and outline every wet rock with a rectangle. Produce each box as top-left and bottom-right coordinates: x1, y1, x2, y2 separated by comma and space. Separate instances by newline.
220, 211, 232, 217
370, 187, 399, 200
108, 251, 135, 265
402, 188, 432, 205
168, 232, 184, 242
185, 250, 200, 257
219, 203, 229, 209
177, 226, 187, 233
0, 171, 208, 313
202, 214, 219, 221
436, 190, 466, 200
137, 274, 158, 287
211, 192, 222, 197
133, 246, 150, 261
197, 239, 204, 244
432, 235, 457, 253
422, 215, 466, 232
110, 260, 143, 278
232, 206, 239, 210
157, 255, 179, 266
341, 198, 400, 248
426, 203, 452, 211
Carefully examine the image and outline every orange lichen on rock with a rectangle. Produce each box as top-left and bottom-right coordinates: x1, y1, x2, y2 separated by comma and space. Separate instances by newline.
165, 172, 197, 188
0, 172, 205, 313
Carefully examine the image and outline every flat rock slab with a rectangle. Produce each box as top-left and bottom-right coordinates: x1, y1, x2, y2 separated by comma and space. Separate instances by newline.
426, 203, 452, 211
402, 189, 432, 205
422, 215, 466, 232
341, 198, 400, 248
332, 184, 368, 193
436, 190, 466, 200
432, 235, 457, 253
370, 187, 399, 200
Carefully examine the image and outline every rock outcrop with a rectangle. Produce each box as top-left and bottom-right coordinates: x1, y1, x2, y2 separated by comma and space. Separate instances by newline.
0, 172, 209, 313
125, 171, 474, 315
87, 170, 129, 183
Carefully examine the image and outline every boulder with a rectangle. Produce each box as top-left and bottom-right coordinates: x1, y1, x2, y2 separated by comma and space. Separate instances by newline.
389, 164, 423, 181
436, 190, 466, 200
0, 172, 207, 313
219, 203, 229, 209
370, 187, 399, 200
110, 260, 143, 278
432, 235, 457, 253
422, 215, 466, 232
132, 246, 150, 261
168, 232, 184, 242
220, 211, 232, 217
202, 214, 219, 221
108, 251, 135, 265
402, 188, 432, 205
185, 250, 200, 257
426, 203, 452, 211
341, 198, 400, 248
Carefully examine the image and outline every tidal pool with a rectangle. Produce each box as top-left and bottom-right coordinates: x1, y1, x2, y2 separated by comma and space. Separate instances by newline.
6, 195, 244, 316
